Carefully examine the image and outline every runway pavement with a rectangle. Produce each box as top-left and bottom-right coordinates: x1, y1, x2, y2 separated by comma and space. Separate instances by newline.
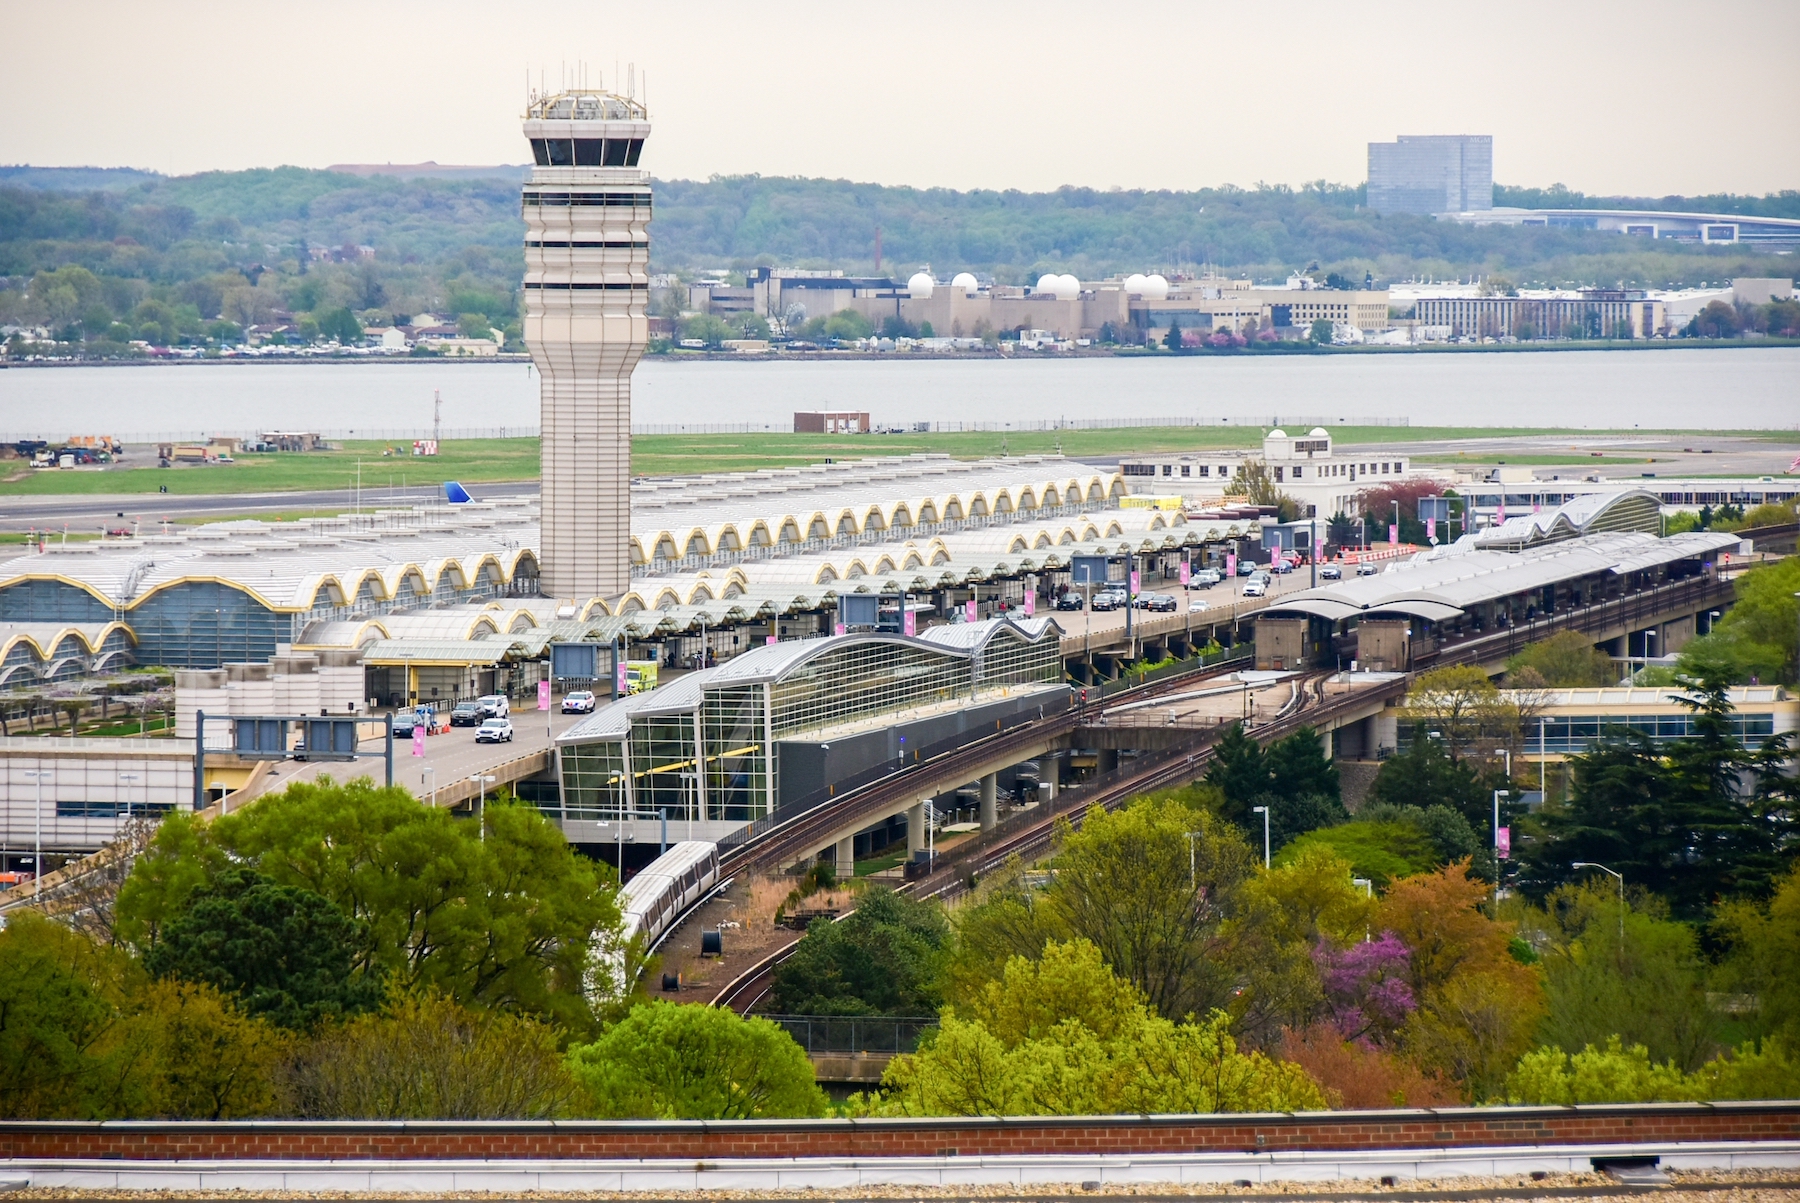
0, 481, 539, 533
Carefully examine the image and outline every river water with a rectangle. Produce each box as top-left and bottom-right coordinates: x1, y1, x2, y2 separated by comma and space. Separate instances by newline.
0, 347, 1794, 439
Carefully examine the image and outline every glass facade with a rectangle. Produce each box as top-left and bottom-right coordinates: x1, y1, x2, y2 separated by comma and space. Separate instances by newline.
1400, 711, 1778, 756
558, 625, 1064, 824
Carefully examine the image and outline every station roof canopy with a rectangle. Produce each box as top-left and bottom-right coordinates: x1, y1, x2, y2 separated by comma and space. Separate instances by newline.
1265, 530, 1737, 625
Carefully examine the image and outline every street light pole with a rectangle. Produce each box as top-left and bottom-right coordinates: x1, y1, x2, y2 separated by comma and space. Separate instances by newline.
1572, 861, 1626, 949
422, 765, 436, 807
118, 772, 141, 823
470, 774, 496, 840
1353, 876, 1373, 941
1185, 830, 1204, 888
1492, 789, 1510, 906
1252, 805, 1270, 869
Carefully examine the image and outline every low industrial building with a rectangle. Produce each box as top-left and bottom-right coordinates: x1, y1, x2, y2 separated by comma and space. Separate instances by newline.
1119, 427, 1420, 519
1410, 291, 1668, 340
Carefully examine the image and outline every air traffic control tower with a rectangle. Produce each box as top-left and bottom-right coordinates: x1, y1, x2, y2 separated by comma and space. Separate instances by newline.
521, 90, 650, 600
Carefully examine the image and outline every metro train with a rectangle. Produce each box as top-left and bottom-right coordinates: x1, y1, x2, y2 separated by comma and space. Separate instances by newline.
615, 840, 723, 953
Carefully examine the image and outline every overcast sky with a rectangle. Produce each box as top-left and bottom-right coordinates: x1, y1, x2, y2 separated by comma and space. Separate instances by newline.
5, 0, 1794, 196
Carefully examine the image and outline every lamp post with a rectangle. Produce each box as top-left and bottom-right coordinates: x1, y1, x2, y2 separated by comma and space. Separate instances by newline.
1492, 789, 1510, 906
117, 772, 141, 822
1251, 804, 1270, 868
1353, 877, 1373, 941
469, 774, 496, 840
23, 770, 51, 898
422, 765, 436, 807
1572, 861, 1626, 948
1185, 830, 1205, 888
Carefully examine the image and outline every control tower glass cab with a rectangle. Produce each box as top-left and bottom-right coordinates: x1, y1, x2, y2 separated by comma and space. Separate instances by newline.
521, 90, 650, 602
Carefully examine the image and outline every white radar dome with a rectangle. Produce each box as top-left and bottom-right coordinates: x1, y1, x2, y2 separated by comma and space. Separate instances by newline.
907, 272, 935, 300
1142, 274, 1170, 300
1268, 429, 1288, 440
1309, 427, 1329, 437
951, 272, 979, 294
1035, 273, 1061, 295
1123, 273, 1150, 295
1054, 274, 1081, 299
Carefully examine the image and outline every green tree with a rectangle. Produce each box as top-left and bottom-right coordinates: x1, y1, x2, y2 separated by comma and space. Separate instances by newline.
143, 868, 381, 1031
1506, 631, 1618, 687
1508, 1036, 1696, 1103
860, 940, 1326, 1117
317, 307, 364, 344
1530, 883, 1719, 1071
1366, 736, 1498, 830
1164, 318, 1182, 350
283, 989, 577, 1119
1402, 665, 1510, 764
770, 888, 949, 1016
1267, 725, 1340, 802
678, 313, 733, 345
1309, 318, 1333, 344
1517, 680, 1797, 917
117, 780, 619, 1034
567, 1001, 827, 1119
822, 309, 874, 340
1676, 557, 1800, 685
0, 911, 134, 1117
1713, 864, 1800, 1045
1204, 721, 1268, 825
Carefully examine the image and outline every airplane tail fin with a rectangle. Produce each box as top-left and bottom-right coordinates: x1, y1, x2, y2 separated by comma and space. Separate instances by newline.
443, 481, 473, 504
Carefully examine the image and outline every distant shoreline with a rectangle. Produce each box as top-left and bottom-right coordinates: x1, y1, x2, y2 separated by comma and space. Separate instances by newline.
4, 338, 1797, 369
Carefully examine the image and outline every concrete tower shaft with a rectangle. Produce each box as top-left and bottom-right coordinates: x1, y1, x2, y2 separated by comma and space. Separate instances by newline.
521, 90, 650, 601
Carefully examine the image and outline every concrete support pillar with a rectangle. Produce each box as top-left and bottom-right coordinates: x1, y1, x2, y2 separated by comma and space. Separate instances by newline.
980, 773, 998, 831
1044, 766, 1058, 800
834, 836, 854, 881
1098, 748, 1119, 776
1318, 726, 1334, 760
907, 802, 924, 856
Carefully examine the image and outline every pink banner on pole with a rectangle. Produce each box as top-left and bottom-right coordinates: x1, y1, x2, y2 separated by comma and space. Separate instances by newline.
1496, 826, 1511, 859
617, 661, 629, 692
1179, 562, 1191, 586
903, 610, 916, 636
1130, 570, 1140, 593
1226, 552, 1237, 576
834, 622, 847, 635
411, 727, 425, 757
965, 599, 977, 623
1023, 591, 1035, 617
1388, 523, 1399, 545
766, 634, 779, 645
538, 680, 550, 711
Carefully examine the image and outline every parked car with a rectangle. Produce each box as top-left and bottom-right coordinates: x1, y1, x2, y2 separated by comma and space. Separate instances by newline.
1319, 564, 1343, 580
475, 717, 514, 744
1187, 568, 1222, 589
1054, 591, 1085, 611
1090, 590, 1124, 611
1242, 578, 1267, 598
1236, 559, 1258, 576
562, 689, 597, 714
1143, 593, 1178, 613
476, 694, 509, 718
450, 701, 482, 727
390, 709, 421, 737
1357, 562, 1381, 576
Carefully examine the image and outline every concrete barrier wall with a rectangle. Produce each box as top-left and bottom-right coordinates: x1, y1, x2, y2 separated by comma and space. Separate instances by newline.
2, 1102, 1795, 1162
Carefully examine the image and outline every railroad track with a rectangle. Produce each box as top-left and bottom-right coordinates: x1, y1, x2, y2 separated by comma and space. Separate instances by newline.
719, 655, 1262, 881
715, 668, 1407, 1009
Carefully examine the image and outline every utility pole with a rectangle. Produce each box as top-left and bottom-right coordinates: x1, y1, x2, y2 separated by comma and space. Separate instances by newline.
1252, 804, 1270, 868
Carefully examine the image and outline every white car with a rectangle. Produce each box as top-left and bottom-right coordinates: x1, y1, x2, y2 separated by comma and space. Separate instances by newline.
1357, 562, 1381, 576
477, 694, 509, 718
561, 689, 597, 714
475, 717, 514, 743
1189, 599, 1210, 613
1242, 578, 1267, 598
1319, 564, 1343, 580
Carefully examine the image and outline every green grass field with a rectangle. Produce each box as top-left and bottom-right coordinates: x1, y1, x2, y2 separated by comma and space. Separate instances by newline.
0, 425, 1791, 497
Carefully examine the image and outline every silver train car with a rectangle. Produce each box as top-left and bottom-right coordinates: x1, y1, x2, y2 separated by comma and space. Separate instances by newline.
616, 840, 722, 952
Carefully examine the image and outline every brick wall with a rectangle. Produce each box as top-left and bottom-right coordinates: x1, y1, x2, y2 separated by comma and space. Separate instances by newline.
1, 1103, 1795, 1162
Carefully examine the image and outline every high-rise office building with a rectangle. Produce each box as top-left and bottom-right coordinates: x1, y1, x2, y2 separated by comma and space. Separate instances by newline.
1367, 135, 1493, 216
521, 90, 651, 600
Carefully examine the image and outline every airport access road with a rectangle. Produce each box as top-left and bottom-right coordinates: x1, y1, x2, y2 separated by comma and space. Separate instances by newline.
0, 482, 540, 532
